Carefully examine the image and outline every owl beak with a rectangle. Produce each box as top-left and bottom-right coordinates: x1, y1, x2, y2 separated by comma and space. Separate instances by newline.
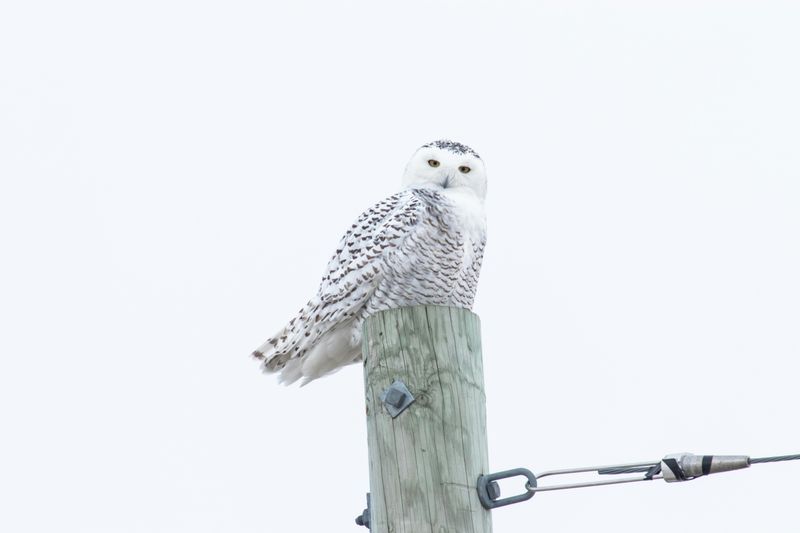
442, 171, 455, 189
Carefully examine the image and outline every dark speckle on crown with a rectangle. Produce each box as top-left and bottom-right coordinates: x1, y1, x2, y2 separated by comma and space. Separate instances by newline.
422, 139, 481, 159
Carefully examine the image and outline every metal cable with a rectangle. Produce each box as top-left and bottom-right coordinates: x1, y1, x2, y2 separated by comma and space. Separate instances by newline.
598, 466, 655, 475
478, 452, 800, 509
750, 454, 800, 464
600, 454, 800, 475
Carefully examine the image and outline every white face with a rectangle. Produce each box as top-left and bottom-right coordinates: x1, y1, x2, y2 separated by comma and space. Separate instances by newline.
401, 142, 487, 200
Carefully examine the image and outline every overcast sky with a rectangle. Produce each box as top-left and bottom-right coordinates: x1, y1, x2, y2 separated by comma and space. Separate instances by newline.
1, 1, 799, 532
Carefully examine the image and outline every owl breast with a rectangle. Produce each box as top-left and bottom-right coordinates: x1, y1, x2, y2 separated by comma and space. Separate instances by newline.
363, 188, 486, 316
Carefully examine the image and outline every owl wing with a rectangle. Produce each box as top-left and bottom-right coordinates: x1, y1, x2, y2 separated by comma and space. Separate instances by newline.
253, 189, 426, 372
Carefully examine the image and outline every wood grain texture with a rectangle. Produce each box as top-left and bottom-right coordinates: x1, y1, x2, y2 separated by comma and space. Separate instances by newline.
363, 306, 492, 533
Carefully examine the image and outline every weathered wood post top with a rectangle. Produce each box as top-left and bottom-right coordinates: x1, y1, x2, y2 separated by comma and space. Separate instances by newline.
362, 305, 492, 533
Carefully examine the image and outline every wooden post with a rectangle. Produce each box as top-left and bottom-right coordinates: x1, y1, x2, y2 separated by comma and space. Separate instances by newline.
362, 305, 492, 532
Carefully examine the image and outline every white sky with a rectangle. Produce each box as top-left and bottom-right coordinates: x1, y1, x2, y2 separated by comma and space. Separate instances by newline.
1, 1, 799, 531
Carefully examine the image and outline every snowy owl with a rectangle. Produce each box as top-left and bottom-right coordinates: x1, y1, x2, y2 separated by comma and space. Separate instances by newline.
252, 140, 487, 385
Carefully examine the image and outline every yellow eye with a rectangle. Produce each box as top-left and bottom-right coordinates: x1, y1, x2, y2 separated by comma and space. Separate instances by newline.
428, 159, 440, 167
458, 166, 471, 174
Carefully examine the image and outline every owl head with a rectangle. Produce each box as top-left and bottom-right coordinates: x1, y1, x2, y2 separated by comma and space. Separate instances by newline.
402, 140, 487, 200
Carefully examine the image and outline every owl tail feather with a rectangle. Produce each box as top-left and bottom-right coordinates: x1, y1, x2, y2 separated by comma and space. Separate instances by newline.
251, 299, 326, 379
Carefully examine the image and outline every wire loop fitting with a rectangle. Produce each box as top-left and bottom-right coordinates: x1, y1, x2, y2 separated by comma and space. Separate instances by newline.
476, 468, 537, 509
477, 451, 799, 510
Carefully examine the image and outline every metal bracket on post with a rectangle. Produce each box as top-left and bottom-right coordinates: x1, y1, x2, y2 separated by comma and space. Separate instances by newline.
355, 493, 371, 529
380, 380, 415, 418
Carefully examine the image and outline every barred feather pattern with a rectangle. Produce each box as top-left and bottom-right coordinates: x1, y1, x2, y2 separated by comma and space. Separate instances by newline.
252, 187, 486, 385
